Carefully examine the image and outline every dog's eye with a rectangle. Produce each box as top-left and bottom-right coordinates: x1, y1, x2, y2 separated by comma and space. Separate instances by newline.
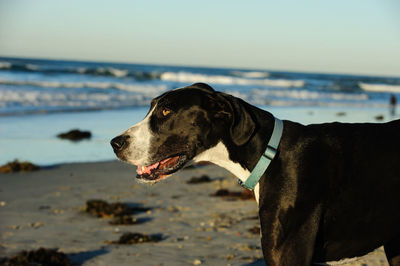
162, 109, 171, 116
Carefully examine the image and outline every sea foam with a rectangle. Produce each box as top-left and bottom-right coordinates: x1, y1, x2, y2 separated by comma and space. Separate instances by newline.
0, 79, 167, 94
160, 72, 305, 87
359, 82, 400, 93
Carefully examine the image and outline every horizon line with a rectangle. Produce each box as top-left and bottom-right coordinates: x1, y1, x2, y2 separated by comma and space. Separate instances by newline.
0, 54, 399, 79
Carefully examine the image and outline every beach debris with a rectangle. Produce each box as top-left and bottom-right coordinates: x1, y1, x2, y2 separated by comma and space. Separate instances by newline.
197, 213, 246, 232
0, 160, 40, 173
86, 200, 130, 217
244, 215, 259, 220
193, 259, 202, 265
375, 114, 384, 121
52, 209, 64, 214
175, 236, 190, 242
248, 226, 261, 235
85, 199, 149, 217
167, 206, 180, 213
9, 225, 21, 230
234, 243, 261, 252
183, 161, 211, 170
226, 254, 235, 260
0, 247, 72, 266
110, 232, 162, 244
109, 215, 137, 225
211, 189, 254, 200
85, 199, 149, 225
29, 222, 44, 229
57, 129, 91, 141
186, 175, 212, 184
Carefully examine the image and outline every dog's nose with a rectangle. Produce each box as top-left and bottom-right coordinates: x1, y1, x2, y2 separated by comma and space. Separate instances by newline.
110, 135, 130, 152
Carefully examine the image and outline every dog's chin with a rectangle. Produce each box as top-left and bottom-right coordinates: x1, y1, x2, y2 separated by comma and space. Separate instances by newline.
135, 154, 188, 184
136, 173, 171, 184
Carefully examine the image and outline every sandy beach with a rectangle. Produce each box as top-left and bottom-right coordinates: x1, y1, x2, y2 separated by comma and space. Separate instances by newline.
0, 160, 390, 265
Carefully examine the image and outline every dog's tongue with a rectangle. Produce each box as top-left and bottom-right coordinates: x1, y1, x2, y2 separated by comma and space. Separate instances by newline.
136, 157, 179, 175
137, 162, 160, 175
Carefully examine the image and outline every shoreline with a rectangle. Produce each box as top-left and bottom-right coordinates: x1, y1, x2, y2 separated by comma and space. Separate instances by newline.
0, 160, 389, 265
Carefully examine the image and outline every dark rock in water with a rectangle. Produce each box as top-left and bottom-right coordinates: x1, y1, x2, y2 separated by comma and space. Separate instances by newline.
0, 247, 72, 266
186, 175, 212, 184
57, 129, 91, 141
111, 232, 162, 244
375, 115, 384, 121
0, 160, 40, 173
211, 189, 254, 200
336, 112, 346, 117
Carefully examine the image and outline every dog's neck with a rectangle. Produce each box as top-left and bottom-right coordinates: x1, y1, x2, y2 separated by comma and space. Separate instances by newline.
192, 110, 276, 205
193, 141, 262, 204
193, 142, 251, 181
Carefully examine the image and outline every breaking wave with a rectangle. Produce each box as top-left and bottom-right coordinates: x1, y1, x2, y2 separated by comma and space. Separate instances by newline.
231, 71, 270, 78
225, 88, 369, 106
160, 72, 305, 88
0, 88, 164, 115
0, 61, 161, 80
359, 82, 400, 93
0, 79, 168, 94
1, 57, 399, 116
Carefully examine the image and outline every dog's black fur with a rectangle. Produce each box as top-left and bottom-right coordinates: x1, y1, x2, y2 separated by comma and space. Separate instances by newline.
111, 83, 400, 265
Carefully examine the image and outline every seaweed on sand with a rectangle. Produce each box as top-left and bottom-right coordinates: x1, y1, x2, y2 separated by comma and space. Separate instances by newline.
0, 160, 40, 173
186, 175, 212, 184
0, 247, 72, 266
110, 232, 162, 245
85, 199, 150, 225
211, 189, 254, 200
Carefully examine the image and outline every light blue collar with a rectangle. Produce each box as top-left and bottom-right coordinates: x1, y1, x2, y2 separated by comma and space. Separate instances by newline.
239, 117, 283, 190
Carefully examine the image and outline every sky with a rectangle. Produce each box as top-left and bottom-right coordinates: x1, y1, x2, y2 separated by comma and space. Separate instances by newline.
0, 0, 399, 77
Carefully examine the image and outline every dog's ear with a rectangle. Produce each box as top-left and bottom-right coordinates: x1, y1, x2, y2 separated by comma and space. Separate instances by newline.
219, 94, 256, 146
190, 83, 215, 92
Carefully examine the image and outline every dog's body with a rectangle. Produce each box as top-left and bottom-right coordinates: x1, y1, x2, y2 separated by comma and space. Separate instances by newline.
111, 83, 400, 265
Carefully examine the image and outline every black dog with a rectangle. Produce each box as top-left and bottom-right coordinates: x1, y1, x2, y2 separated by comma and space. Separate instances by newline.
111, 83, 400, 265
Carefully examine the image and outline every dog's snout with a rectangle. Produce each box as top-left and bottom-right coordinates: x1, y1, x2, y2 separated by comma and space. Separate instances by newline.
110, 135, 130, 152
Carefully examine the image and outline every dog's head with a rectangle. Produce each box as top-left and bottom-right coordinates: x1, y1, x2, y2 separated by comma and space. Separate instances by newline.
110, 83, 256, 183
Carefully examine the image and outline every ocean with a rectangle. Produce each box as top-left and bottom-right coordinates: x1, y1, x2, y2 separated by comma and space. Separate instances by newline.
1, 57, 400, 165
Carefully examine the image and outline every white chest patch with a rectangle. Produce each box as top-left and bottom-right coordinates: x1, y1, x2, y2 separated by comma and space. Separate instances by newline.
193, 142, 260, 204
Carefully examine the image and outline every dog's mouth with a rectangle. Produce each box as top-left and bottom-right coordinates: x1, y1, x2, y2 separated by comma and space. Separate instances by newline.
136, 154, 188, 183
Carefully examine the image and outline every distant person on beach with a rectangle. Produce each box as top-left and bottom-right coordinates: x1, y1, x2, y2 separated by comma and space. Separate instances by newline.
390, 94, 396, 116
